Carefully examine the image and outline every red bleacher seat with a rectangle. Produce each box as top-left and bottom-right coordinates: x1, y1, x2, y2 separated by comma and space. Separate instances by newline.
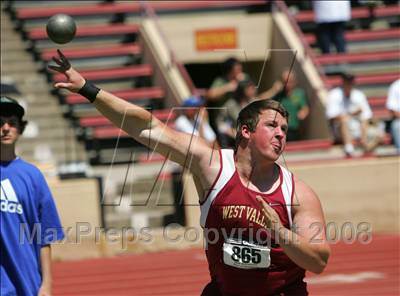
66, 87, 163, 105
79, 109, 177, 127
41, 44, 141, 61
373, 109, 391, 119
93, 126, 128, 139
325, 72, 399, 88
368, 97, 391, 119
92, 121, 175, 139
17, 3, 141, 19
16, 1, 265, 20
314, 50, 400, 65
53, 64, 153, 82
368, 96, 386, 108
295, 5, 400, 23
304, 28, 400, 45
28, 23, 139, 40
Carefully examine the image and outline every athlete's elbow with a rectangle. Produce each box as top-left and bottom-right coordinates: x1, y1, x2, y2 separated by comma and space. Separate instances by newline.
311, 259, 327, 274
311, 247, 330, 274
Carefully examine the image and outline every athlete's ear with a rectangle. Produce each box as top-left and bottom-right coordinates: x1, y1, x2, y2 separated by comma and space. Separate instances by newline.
240, 124, 251, 141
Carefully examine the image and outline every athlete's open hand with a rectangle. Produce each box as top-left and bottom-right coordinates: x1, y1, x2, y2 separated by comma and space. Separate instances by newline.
256, 195, 283, 233
48, 49, 85, 93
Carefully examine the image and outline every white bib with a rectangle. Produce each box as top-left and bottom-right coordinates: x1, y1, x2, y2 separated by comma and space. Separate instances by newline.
223, 238, 271, 269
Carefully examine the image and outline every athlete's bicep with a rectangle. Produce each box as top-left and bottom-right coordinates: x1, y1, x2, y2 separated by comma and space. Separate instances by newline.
292, 180, 328, 244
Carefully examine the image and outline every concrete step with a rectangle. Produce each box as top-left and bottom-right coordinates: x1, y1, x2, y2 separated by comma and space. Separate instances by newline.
16, 141, 85, 162
1, 55, 34, 65
24, 97, 60, 108
18, 151, 88, 166
1, 62, 40, 73
1, 39, 28, 51
19, 133, 77, 145
27, 104, 63, 114
323, 63, 400, 76
21, 125, 73, 139
360, 86, 390, 97
1, 40, 30, 51
25, 114, 67, 126
0, 32, 23, 42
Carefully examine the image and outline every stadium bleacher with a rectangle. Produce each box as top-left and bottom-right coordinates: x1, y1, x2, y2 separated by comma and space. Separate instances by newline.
293, 3, 399, 125
13, 1, 267, 20
295, 4, 400, 24
7, 0, 399, 166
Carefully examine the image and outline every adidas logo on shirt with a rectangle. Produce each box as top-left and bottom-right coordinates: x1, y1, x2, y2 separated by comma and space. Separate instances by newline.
1, 179, 23, 215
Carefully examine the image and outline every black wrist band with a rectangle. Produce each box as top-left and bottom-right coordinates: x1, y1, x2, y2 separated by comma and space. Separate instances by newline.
78, 81, 100, 103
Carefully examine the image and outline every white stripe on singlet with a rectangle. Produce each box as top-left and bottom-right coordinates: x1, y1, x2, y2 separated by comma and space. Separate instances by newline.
279, 165, 294, 227
200, 149, 235, 228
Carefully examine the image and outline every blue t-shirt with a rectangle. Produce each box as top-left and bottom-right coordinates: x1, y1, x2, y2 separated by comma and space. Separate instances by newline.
0, 158, 64, 296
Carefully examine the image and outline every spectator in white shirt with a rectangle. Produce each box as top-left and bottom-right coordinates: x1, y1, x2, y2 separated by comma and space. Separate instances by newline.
326, 73, 375, 156
313, 0, 351, 53
174, 96, 216, 146
386, 79, 400, 153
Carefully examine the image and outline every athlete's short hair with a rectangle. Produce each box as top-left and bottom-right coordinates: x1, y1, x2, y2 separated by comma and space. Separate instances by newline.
235, 99, 289, 150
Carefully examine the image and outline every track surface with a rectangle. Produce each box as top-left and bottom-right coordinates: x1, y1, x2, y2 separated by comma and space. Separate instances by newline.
53, 234, 399, 295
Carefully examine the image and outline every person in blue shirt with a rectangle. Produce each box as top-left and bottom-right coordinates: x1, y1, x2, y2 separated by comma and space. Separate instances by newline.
1, 96, 64, 296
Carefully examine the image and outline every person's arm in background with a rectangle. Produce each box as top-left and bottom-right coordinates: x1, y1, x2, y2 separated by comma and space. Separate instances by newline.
206, 78, 238, 101
38, 246, 52, 296
258, 80, 284, 100
298, 105, 310, 120
297, 89, 310, 121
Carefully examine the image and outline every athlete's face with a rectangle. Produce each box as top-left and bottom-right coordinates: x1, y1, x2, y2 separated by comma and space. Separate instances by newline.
249, 109, 288, 161
0, 116, 21, 146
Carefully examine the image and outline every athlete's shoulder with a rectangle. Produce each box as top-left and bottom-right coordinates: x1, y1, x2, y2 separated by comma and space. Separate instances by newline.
293, 175, 320, 203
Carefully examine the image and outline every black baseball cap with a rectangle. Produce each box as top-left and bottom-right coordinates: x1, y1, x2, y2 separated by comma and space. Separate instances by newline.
340, 72, 355, 82
0, 96, 25, 118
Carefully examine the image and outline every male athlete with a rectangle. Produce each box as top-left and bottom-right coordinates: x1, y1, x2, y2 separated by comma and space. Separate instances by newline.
50, 50, 330, 295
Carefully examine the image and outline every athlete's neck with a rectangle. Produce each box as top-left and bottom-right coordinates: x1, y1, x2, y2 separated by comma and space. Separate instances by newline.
236, 152, 278, 193
0, 145, 17, 162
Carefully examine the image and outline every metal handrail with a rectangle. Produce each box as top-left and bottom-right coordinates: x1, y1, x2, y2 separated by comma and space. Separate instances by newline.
139, 1, 197, 95
273, 0, 327, 82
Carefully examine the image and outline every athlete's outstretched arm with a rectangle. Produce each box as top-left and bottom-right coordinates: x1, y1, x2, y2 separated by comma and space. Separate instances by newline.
257, 178, 330, 274
49, 50, 219, 183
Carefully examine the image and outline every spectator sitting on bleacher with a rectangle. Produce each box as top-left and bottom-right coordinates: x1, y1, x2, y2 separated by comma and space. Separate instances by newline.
270, 69, 310, 141
206, 57, 250, 142
325, 73, 378, 157
386, 79, 400, 153
174, 96, 216, 146
313, 0, 351, 53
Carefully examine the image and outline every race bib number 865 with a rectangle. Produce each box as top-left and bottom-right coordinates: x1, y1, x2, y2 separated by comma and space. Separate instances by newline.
223, 239, 271, 269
